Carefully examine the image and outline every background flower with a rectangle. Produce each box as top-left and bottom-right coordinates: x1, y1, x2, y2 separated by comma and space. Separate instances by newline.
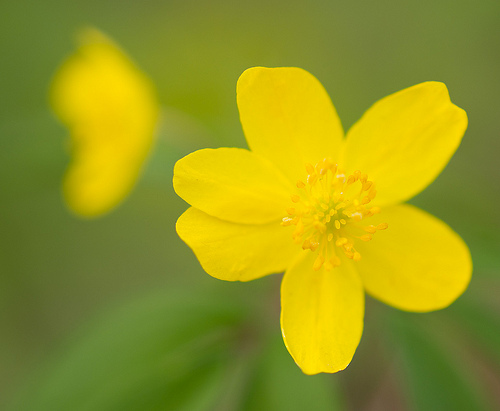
51, 28, 159, 217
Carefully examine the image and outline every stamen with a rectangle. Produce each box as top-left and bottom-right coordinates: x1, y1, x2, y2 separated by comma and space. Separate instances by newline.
307, 174, 318, 185
331, 256, 341, 267
282, 160, 388, 270
336, 237, 348, 247
362, 181, 373, 191
313, 254, 325, 271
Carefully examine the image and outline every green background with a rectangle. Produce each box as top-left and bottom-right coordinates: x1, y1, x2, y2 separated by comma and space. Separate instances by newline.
1, 0, 499, 409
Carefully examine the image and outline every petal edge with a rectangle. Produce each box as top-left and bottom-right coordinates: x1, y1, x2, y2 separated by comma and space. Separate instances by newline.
281, 253, 364, 374
343, 81, 468, 206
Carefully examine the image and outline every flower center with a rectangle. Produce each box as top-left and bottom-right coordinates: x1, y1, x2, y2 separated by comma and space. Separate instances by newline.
282, 158, 388, 271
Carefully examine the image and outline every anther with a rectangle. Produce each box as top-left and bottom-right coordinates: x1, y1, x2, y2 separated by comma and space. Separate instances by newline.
307, 174, 318, 185
302, 239, 311, 249
336, 237, 348, 247
331, 256, 341, 267
364, 225, 377, 234
313, 254, 325, 271
334, 220, 341, 229
293, 219, 304, 236
362, 181, 373, 191
359, 234, 372, 241
296, 180, 306, 189
352, 212, 363, 221
353, 252, 362, 261
305, 163, 315, 174
377, 223, 389, 230
291, 194, 300, 203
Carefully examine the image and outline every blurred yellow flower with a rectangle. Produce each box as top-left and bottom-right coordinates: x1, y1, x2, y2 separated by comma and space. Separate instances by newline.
51, 28, 159, 217
173, 67, 472, 374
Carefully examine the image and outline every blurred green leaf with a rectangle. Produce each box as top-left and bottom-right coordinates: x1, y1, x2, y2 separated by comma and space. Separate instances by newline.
450, 299, 500, 366
388, 313, 491, 411
8, 289, 247, 411
141, 107, 217, 188
240, 333, 344, 411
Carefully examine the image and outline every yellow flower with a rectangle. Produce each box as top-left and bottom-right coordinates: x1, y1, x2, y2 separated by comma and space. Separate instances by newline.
51, 28, 159, 218
173, 67, 472, 374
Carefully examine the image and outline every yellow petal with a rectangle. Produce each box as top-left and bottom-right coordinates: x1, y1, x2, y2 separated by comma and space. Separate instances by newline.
51, 28, 159, 217
355, 204, 472, 312
280, 253, 364, 375
237, 67, 344, 183
342, 82, 467, 206
176, 207, 298, 282
173, 148, 293, 224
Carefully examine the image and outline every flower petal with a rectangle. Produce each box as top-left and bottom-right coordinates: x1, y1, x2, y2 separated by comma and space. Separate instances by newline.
342, 82, 467, 206
237, 67, 344, 183
176, 207, 298, 282
51, 28, 159, 217
355, 204, 472, 312
280, 252, 364, 375
173, 148, 293, 224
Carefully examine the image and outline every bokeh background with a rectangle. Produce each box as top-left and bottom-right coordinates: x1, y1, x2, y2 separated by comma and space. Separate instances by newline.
1, 0, 499, 409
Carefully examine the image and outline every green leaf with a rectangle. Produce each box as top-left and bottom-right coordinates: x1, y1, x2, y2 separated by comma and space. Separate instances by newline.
8, 289, 247, 411
449, 298, 500, 365
387, 313, 491, 411
239, 333, 345, 411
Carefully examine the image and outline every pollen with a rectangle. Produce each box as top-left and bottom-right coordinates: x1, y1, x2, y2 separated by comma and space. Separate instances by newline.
283, 158, 388, 271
